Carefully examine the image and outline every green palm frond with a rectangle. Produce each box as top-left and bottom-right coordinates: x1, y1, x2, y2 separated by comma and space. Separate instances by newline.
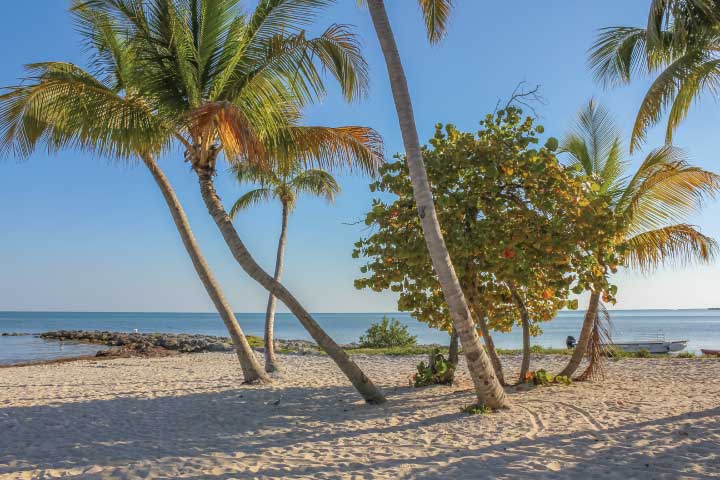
418, 0, 454, 44
590, 27, 656, 88
624, 223, 718, 271
290, 168, 339, 202
629, 47, 715, 152
0, 62, 168, 160
561, 100, 628, 195
228, 187, 276, 217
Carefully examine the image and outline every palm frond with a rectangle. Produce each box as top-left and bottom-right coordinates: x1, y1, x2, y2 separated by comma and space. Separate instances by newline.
624, 223, 718, 271
228, 187, 276, 217
418, 0, 454, 44
232, 160, 279, 185
621, 146, 720, 232
270, 125, 384, 175
185, 100, 266, 164
629, 47, 712, 152
0, 62, 167, 160
561, 99, 627, 193
289, 168, 339, 202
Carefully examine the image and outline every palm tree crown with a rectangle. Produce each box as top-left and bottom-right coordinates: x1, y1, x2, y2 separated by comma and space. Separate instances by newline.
589, 0, 720, 151
1, 0, 383, 173
562, 100, 720, 272
230, 162, 339, 217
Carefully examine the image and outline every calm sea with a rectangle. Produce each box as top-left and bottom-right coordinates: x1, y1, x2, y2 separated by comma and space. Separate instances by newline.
1, 310, 719, 365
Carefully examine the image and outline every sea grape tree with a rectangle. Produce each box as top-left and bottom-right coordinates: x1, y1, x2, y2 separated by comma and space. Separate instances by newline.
354, 108, 623, 383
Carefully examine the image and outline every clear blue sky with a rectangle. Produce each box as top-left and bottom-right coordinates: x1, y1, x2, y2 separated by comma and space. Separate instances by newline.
1, 1, 718, 312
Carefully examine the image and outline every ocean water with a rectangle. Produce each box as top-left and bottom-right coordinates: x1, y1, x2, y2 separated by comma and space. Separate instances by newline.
1, 310, 719, 365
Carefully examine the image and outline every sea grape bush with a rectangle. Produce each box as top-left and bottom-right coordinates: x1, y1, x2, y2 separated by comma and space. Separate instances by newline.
358, 316, 417, 348
353, 108, 623, 339
413, 349, 455, 387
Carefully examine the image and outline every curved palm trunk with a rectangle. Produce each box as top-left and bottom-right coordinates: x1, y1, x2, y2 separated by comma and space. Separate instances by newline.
367, 0, 508, 409
263, 201, 289, 372
470, 304, 506, 386
195, 168, 386, 404
448, 327, 459, 365
141, 155, 269, 384
509, 284, 531, 384
558, 291, 601, 378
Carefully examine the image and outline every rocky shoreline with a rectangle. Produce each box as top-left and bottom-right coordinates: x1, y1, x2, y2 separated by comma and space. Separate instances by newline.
35, 330, 322, 358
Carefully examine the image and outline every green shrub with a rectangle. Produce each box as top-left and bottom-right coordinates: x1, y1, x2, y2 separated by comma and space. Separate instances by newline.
413, 349, 455, 387
359, 316, 417, 348
636, 348, 652, 358
675, 351, 696, 358
525, 369, 572, 386
462, 403, 492, 415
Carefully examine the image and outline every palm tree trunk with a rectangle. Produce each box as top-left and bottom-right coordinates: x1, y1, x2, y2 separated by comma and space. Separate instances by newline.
141, 155, 269, 384
558, 290, 601, 378
448, 327, 459, 365
367, 0, 508, 409
263, 201, 289, 373
195, 168, 386, 404
508, 284, 531, 384
468, 301, 506, 386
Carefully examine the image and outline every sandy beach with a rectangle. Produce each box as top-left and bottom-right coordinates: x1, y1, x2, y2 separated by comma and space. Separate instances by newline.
1, 352, 718, 479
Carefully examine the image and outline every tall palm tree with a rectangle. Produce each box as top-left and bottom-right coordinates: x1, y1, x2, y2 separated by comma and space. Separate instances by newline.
558, 100, 720, 378
75, 0, 386, 403
364, 0, 508, 408
589, 0, 720, 152
0, 9, 270, 383
229, 161, 339, 372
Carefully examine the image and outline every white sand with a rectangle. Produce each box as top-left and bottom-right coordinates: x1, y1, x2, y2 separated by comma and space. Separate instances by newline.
1, 352, 718, 479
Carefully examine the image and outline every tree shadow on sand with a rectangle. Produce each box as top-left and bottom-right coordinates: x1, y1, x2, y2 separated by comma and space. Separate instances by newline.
1, 384, 718, 479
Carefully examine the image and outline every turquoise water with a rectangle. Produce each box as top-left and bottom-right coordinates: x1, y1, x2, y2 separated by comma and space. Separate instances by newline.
1, 310, 719, 364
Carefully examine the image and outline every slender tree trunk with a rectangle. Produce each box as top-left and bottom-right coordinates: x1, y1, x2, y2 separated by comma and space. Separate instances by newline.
141, 155, 269, 384
558, 291, 601, 378
509, 284, 531, 384
448, 327, 459, 365
195, 167, 385, 404
367, 0, 508, 409
263, 201, 289, 373
468, 301, 506, 386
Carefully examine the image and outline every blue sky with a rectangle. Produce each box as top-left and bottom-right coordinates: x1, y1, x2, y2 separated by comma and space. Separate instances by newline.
1, 1, 718, 312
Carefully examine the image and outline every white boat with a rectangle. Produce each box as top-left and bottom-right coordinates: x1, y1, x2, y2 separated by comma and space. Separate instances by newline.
607, 333, 688, 354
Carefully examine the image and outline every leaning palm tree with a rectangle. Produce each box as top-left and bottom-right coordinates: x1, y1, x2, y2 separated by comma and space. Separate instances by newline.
0, 7, 270, 383
363, 0, 508, 407
558, 100, 720, 378
229, 161, 339, 372
589, 0, 720, 152
78, 0, 386, 403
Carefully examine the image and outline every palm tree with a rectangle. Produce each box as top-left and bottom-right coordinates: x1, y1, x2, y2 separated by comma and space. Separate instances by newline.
558, 100, 720, 378
0, 9, 270, 383
589, 0, 720, 152
229, 161, 339, 372
364, 0, 508, 408
77, 0, 386, 403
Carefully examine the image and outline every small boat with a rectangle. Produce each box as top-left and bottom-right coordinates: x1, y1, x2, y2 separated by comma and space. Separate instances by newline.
701, 349, 720, 356
606, 333, 687, 354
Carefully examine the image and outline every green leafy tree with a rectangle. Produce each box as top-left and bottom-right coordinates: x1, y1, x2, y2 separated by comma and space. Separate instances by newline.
358, 316, 417, 348
230, 161, 339, 372
355, 109, 621, 385
589, 0, 720, 151
0, 0, 386, 403
558, 100, 720, 379
362, 0, 509, 408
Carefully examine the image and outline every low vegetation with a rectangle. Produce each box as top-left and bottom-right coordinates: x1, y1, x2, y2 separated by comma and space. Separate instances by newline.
358, 317, 417, 349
